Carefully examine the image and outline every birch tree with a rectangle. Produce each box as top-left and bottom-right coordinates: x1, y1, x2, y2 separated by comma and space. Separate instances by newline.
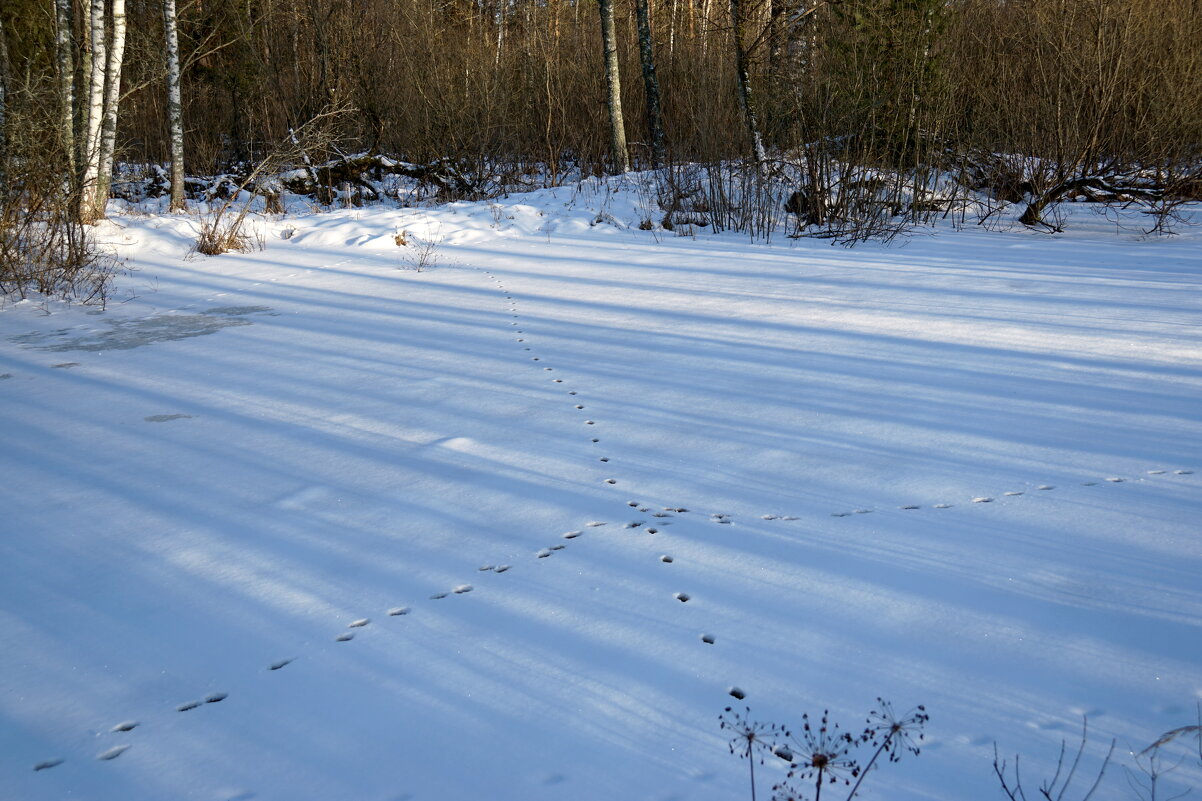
80, 0, 108, 221
598, 0, 630, 173
76, 0, 128, 222
94, 0, 127, 218
164, 0, 186, 210
55, 0, 76, 186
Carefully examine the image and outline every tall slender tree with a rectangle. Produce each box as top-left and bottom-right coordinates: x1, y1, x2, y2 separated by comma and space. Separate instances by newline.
635, 0, 666, 166
94, 0, 127, 217
80, 0, 108, 221
598, 0, 630, 173
55, 0, 76, 186
730, 0, 767, 164
0, 12, 8, 194
164, 0, 186, 210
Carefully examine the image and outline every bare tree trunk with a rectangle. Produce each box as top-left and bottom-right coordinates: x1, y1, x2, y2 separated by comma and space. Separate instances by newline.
0, 13, 8, 194
164, 0, 186, 210
635, 0, 666, 166
55, 0, 77, 186
92, 0, 127, 220
599, 0, 630, 173
80, 0, 108, 221
730, 0, 767, 163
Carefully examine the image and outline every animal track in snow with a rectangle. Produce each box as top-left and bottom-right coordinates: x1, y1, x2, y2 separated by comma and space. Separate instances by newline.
700, 634, 716, 645
549, 544, 565, 551
453, 584, 473, 594
660, 555, 674, 563
429, 592, 449, 600
268, 658, 295, 670
348, 618, 370, 628
177, 701, 202, 711
335, 632, 355, 642
537, 549, 553, 558
563, 531, 582, 539
33, 759, 64, 771
674, 593, 691, 602
111, 720, 139, 732
828, 467, 1192, 519
388, 606, 411, 616
495, 565, 511, 573
96, 745, 130, 761
587, 521, 606, 527
206, 693, 227, 703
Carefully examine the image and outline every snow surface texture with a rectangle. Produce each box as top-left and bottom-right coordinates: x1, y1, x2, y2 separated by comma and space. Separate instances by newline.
2, 185, 1201, 801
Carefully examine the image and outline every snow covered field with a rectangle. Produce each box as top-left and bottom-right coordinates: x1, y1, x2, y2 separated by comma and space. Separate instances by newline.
2, 185, 1201, 801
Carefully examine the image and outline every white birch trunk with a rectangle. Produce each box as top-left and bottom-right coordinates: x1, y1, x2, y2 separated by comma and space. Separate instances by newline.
80, 0, 108, 222
164, 0, 186, 210
93, 0, 127, 220
599, 0, 630, 173
55, 0, 77, 184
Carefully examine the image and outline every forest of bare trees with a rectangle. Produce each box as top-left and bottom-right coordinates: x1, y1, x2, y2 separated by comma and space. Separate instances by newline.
2, 0, 1201, 292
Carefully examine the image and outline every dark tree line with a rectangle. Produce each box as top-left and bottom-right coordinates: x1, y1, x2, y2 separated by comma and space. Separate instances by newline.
1, 0, 1200, 275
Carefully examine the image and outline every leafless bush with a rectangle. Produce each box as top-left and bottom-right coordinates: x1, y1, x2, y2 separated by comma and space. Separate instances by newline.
1, 81, 123, 304
399, 226, 444, 272
191, 107, 345, 257
995, 711, 1202, 801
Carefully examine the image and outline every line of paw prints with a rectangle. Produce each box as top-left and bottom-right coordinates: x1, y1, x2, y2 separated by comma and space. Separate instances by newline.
480, 270, 617, 484
28, 506, 614, 772
35, 268, 678, 773
481, 270, 718, 651
828, 468, 1195, 517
